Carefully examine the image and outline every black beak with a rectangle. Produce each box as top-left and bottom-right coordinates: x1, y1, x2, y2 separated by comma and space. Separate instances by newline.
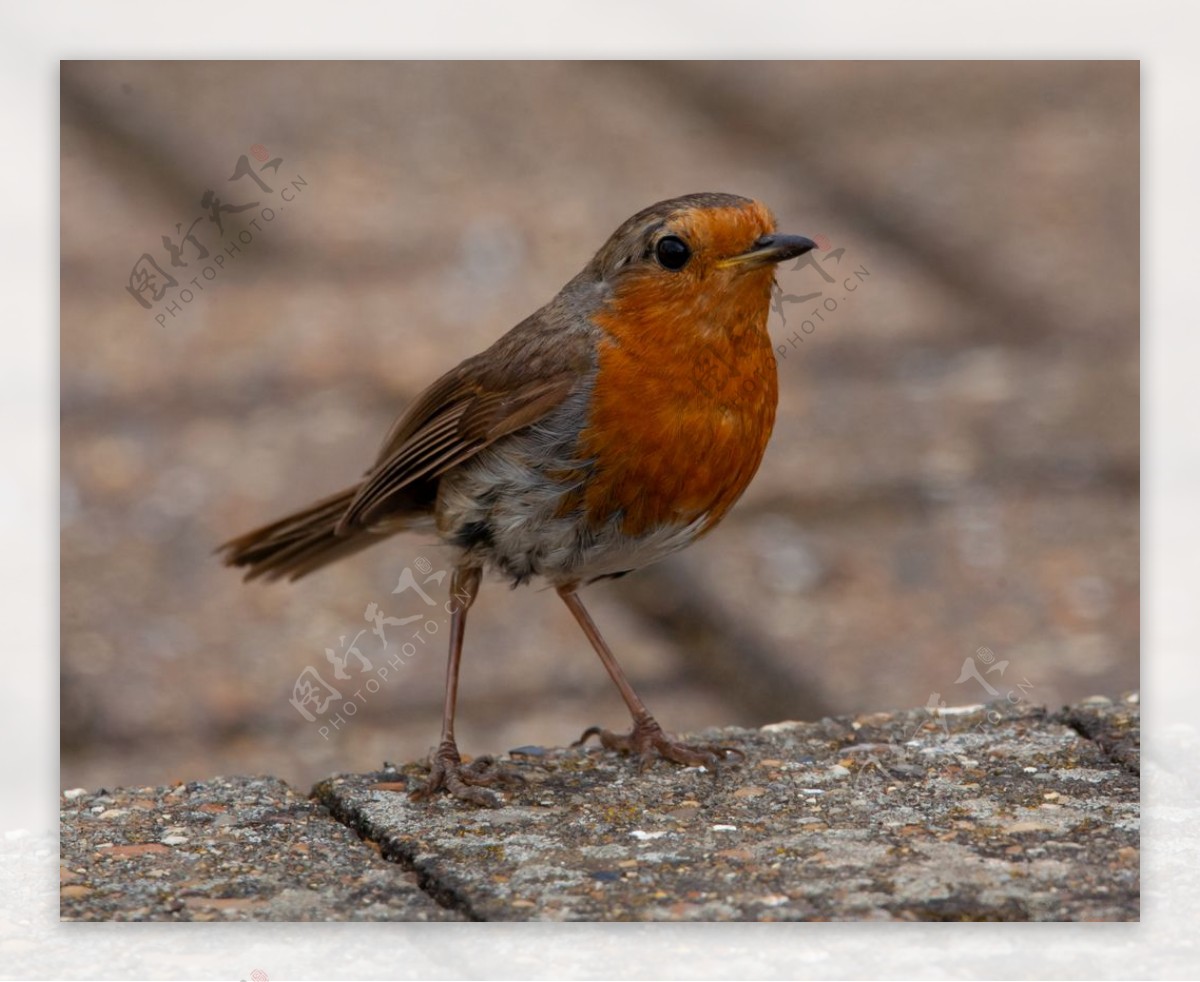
719, 233, 818, 270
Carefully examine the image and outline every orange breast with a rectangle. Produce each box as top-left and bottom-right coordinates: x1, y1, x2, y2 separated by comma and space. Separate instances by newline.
576, 268, 779, 539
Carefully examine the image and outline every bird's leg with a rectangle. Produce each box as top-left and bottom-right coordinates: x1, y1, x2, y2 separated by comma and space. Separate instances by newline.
411, 565, 521, 807
557, 585, 743, 770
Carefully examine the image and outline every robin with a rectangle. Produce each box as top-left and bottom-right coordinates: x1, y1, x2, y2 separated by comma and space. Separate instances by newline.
221, 192, 816, 806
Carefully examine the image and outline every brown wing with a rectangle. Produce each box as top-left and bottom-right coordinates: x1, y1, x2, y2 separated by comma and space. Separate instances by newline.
335, 307, 594, 534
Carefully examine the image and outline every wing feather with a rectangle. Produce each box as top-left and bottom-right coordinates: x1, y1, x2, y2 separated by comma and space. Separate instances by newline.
336, 372, 577, 533
335, 300, 598, 534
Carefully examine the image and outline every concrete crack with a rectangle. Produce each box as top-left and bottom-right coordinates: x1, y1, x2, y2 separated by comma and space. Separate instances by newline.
312, 779, 485, 921
1055, 700, 1141, 776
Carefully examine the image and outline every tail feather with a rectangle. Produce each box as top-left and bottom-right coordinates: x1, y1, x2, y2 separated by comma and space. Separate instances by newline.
219, 485, 390, 582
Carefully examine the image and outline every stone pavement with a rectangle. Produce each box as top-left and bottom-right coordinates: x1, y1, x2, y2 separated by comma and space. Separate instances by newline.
61, 693, 1139, 921
58, 776, 459, 921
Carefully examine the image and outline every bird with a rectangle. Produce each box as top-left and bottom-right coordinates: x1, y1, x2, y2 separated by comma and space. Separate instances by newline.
220, 191, 816, 806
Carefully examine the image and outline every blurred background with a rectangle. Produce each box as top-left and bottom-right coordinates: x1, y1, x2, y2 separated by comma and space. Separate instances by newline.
61, 61, 1138, 792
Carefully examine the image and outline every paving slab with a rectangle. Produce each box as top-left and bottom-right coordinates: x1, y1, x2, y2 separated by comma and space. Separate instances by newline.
59, 775, 461, 921
314, 693, 1140, 921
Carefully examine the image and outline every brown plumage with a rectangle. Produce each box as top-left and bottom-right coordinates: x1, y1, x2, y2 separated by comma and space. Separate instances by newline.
221, 192, 816, 805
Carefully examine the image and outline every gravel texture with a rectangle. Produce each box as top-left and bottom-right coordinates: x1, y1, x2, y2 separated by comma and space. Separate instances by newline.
61, 693, 1139, 921
59, 776, 461, 921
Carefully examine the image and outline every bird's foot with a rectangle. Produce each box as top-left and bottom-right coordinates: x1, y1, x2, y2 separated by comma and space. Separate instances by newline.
409, 740, 523, 808
572, 715, 744, 771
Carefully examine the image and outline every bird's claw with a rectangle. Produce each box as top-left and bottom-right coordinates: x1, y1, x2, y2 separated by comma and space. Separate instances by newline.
572, 717, 744, 771
410, 740, 524, 808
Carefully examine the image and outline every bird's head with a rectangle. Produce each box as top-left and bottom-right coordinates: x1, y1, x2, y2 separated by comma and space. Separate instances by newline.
584, 192, 816, 337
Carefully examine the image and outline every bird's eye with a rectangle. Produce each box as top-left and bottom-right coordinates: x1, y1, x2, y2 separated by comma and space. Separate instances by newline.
654, 235, 691, 271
